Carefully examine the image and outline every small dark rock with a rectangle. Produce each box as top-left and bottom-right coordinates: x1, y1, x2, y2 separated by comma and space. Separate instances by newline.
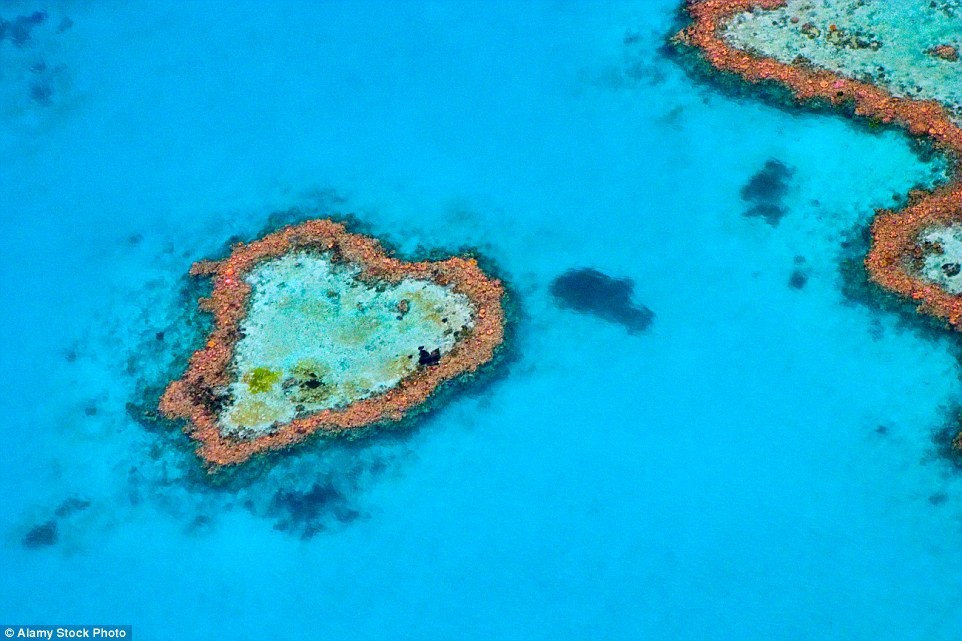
941, 262, 961, 277
418, 346, 441, 366
929, 492, 949, 506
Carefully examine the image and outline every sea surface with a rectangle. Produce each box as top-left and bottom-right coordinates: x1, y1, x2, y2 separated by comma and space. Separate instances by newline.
2, 2, 962, 639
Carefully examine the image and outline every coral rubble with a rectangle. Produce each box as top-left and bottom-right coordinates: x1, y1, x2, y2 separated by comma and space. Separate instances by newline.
160, 219, 505, 467
929, 45, 959, 63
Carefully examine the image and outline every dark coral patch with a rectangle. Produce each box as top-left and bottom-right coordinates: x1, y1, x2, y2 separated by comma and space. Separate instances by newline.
744, 203, 787, 225
418, 346, 442, 367
550, 268, 654, 333
22, 497, 91, 548
0, 11, 47, 47
22, 520, 57, 548
268, 480, 360, 538
740, 159, 795, 226
54, 497, 90, 518
29, 81, 52, 105
741, 159, 794, 201
788, 269, 808, 289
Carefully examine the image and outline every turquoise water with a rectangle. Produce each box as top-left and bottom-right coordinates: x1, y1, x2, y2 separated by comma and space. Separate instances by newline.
2, 2, 962, 639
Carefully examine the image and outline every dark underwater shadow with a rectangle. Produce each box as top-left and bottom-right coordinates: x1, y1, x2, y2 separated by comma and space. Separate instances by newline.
549, 267, 654, 334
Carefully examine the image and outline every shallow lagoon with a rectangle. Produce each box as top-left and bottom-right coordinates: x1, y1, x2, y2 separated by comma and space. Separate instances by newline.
2, 1, 962, 639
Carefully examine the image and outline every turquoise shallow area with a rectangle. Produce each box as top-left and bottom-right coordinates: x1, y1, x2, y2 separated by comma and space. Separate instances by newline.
2, 2, 962, 639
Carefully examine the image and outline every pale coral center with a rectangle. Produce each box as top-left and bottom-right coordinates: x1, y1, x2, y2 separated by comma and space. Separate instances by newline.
219, 251, 475, 438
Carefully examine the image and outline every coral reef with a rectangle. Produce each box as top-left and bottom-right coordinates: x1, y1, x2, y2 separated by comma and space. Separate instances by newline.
550, 268, 654, 333
676, 0, 962, 449
721, 0, 962, 125
160, 219, 505, 468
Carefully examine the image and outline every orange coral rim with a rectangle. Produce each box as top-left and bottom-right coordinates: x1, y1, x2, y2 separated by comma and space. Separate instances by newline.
159, 219, 505, 468
677, 0, 962, 448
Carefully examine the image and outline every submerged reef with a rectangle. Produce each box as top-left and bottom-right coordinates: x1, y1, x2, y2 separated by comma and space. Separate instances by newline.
550, 268, 654, 333
0, 8, 72, 110
0, 11, 47, 47
160, 219, 505, 467
22, 521, 57, 549
20, 497, 90, 550
741, 158, 796, 225
676, 0, 962, 450
268, 480, 361, 538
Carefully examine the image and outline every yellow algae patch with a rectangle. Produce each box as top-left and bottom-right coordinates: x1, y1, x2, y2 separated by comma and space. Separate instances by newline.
243, 367, 282, 393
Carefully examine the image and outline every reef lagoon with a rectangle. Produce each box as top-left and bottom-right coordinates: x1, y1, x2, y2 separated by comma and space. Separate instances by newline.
3, 1, 962, 639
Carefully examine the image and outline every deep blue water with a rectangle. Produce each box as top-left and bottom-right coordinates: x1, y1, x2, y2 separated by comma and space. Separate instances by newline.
2, 2, 962, 639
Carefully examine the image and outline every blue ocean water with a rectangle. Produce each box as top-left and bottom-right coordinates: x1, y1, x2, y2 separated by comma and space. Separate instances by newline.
2, 1, 961, 639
